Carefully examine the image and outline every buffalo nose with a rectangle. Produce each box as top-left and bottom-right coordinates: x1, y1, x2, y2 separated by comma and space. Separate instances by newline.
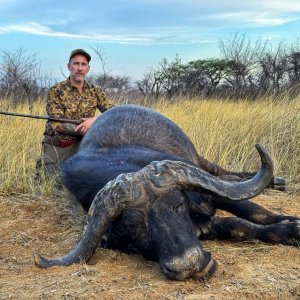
161, 247, 214, 280
165, 247, 203, 272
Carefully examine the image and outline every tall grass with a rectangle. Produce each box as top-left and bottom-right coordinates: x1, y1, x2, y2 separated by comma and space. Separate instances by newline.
0, 101, 48, 194
154, 97, 300, 185
1, 96, 300, 195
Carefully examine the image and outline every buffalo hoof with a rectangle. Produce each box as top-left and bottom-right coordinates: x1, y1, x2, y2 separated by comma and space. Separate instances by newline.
269, 176, 286, 191
263, 220, 300, 246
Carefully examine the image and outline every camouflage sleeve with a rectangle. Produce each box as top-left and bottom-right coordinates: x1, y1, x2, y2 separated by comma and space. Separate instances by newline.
46, 87, 65, 117
95, 88, 115, 112
46, 86, 68, 132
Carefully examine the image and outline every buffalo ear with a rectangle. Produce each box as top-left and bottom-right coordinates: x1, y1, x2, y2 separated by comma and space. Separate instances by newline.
183, 191, 214, 219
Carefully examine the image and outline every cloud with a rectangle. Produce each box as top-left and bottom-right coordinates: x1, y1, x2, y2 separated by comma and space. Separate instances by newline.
1, 0, 300, 47
0, 22, 155, 43
209, 12, 298, 27
258, 0, 300, 13
0, 21, 213, 45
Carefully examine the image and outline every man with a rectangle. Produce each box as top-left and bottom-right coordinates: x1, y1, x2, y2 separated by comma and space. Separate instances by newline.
36, 49, 115, 182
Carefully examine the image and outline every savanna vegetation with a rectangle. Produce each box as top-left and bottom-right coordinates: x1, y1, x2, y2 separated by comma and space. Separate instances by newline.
1, 33, 300, 106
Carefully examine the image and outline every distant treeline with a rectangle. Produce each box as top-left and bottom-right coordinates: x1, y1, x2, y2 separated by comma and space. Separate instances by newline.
1, 33, 300, 106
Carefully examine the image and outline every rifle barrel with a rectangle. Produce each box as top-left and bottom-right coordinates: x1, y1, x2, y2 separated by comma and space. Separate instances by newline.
0, 111, 82, 125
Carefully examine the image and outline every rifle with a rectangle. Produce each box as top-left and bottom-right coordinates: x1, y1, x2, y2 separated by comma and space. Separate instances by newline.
0, 111, 82, 125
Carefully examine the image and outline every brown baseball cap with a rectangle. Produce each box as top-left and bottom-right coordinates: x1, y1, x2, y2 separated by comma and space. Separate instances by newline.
69, 49, 91, 62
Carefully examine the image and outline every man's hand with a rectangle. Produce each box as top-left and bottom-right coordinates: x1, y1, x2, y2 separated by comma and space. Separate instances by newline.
75, 116, 97, 134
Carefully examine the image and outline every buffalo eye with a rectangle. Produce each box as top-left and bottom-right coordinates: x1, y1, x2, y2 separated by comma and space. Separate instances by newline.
172, 201, 185, 213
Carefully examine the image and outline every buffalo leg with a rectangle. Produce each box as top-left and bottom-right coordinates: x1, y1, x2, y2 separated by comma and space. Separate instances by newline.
209, 216, 300, 246
212, 198, 299, 225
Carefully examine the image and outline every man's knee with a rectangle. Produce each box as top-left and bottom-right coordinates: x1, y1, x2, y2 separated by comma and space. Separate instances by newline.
35, 141, 79, 184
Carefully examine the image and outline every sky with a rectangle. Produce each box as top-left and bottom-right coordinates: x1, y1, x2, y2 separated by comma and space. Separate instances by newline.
1, 0, 300, 81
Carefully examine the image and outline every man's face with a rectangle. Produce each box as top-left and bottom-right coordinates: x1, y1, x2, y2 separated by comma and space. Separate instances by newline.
68, 54, 90, 83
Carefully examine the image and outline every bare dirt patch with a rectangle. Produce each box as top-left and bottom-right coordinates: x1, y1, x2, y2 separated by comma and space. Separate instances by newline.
0, 191, 299, 300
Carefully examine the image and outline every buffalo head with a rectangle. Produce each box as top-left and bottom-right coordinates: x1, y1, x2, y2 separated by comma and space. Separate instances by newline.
35, 144, 273, 280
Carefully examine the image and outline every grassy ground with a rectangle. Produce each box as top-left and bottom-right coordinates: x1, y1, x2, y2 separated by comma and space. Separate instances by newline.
1, 97, 300, 195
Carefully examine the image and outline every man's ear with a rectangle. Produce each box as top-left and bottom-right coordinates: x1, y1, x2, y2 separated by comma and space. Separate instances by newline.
67, 63, 71, 71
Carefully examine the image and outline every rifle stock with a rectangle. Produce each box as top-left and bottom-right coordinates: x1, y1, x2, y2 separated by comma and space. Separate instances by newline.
0, 111, 82, 125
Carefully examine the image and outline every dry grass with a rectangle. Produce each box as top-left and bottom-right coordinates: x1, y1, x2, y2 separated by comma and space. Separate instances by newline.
0, 101, 53, 195
153, 97, 300, 186
1, 96, 300, 195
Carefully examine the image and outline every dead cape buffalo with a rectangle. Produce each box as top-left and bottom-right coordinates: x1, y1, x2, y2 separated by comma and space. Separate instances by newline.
35, 104, 300, 281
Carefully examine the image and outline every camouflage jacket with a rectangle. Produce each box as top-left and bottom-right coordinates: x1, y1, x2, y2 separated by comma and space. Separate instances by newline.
44, 79, 114, 137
